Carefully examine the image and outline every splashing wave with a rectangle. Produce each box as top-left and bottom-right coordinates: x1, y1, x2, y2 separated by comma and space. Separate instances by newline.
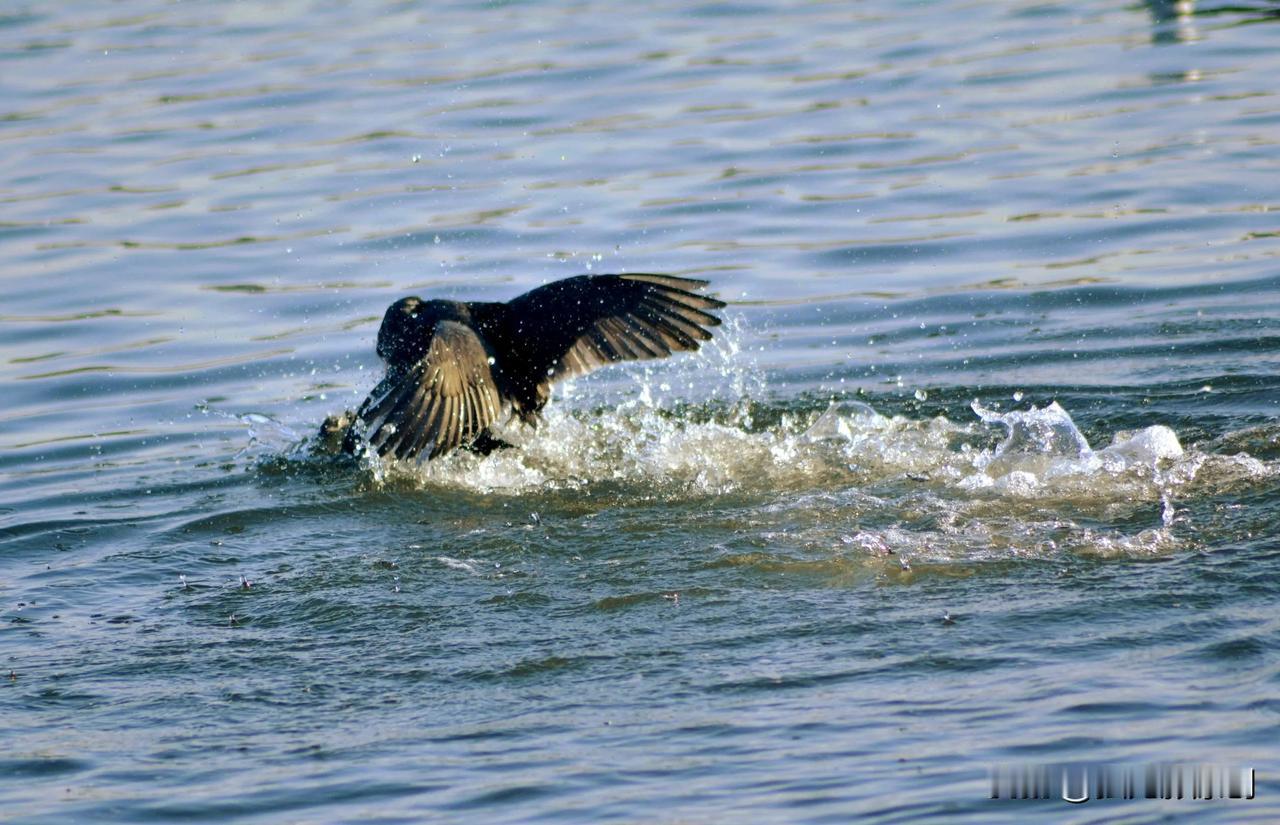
332, 390, 1272, 507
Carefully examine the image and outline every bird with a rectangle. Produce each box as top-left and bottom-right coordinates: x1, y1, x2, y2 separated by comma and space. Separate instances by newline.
328, 273, 726, 462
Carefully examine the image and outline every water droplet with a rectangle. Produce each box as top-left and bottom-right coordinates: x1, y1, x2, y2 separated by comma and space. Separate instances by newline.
914, 389, 927, 402
1013, 391, 1024, 402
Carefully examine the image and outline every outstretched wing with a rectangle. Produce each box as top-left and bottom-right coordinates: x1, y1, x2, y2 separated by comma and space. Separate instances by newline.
491, 273, 726, 400
345, 320, 502, 461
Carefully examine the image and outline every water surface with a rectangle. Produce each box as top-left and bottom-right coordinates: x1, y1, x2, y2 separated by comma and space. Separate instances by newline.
3, 1, 1280, 822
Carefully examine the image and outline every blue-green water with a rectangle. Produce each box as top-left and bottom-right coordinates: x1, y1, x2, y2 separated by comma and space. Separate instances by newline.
3, 1, 1280, 822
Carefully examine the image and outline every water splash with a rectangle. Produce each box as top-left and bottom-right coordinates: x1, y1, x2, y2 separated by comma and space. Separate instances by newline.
286, 325, 1277, 565
972, 400, 1092, 462
327, 391, 1266, 517
961, 400, 1187, 500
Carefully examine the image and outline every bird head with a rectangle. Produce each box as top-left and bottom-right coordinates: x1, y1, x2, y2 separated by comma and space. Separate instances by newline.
376, 296, 428, 364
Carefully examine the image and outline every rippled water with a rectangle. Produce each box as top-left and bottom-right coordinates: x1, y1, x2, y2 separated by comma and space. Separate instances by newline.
4, 1, 1280, 822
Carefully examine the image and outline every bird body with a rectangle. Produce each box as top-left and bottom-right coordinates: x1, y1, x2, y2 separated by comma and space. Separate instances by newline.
335, 273, 725, 462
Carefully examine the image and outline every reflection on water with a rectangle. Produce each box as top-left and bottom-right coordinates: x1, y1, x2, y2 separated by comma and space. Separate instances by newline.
1146, 0, 1201, 45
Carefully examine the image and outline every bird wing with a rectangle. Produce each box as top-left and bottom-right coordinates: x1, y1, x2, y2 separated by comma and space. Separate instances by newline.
347, 320, 502, 461
497, 273, 726, 392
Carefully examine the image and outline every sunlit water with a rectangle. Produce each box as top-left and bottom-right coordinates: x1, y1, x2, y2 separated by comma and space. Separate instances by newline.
3, 1, 1280, 822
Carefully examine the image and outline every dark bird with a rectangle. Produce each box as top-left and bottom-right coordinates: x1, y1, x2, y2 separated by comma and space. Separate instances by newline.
330, 273, 726, 462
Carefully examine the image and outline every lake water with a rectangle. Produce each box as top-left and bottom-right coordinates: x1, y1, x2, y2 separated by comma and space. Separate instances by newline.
3, 1, 1280, 822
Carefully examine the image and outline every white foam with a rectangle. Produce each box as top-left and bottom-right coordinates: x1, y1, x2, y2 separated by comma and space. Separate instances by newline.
352, 392, 1239, 511
302, 361, 1276, 562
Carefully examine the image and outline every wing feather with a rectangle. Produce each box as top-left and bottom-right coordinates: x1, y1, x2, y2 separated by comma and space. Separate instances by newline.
613, 315, 668, 358
640, 300, 714, 344
346, 320, 502, 461
488, 273, 725, 395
